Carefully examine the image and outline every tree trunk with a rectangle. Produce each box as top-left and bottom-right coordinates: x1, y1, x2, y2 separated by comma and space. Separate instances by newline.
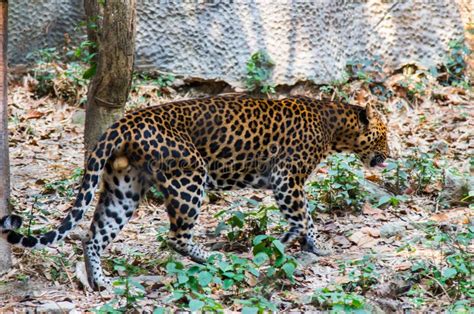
83, 0, 136, 154
0, 0, 12, 271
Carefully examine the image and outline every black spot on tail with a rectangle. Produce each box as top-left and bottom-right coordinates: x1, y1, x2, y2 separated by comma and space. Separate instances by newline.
58, 221, 73, 234
40, 231, 57, 245
22, 236, 38, 248
0, 215, 23, 229
6, 231, 22, 244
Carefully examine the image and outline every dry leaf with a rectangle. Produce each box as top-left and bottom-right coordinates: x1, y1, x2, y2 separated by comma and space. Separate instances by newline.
335, 275, 350, 284
361, 227, 381, 238
25, 109, 44, 120
333, 235, 352, 248
394, 261, 413, 271
348, 231, 379, 248
429, 212, 449, 222
365, 174, 381, 183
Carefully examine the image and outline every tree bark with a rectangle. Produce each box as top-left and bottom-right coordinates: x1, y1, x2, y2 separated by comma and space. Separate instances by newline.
0, 0, 12, 271
83, 0, 136, 154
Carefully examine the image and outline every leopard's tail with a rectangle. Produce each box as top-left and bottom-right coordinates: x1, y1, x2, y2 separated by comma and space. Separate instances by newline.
0, 126, 125, 249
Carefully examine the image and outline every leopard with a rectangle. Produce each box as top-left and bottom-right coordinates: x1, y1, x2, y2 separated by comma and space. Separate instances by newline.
0, 94, 389, 290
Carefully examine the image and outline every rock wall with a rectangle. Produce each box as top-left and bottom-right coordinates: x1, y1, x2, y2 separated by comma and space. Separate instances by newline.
8, 0, 472, 86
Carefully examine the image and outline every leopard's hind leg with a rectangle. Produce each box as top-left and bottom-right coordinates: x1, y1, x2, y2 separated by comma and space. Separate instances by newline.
82, 161, 150, 290
150, 134, 210, 263
156, 165, 210, 263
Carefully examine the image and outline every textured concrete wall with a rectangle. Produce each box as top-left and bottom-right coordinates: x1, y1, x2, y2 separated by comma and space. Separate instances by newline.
9, 0, 84, 63
8, 0, 471, 86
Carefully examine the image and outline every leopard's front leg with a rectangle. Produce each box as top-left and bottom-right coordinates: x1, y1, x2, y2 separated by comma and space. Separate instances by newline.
271, 165, 329, 256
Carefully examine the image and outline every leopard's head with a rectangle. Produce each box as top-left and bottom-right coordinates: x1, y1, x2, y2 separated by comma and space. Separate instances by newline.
354, 103, 389, 168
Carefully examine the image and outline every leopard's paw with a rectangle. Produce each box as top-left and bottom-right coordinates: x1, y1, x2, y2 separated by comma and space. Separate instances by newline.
301, 238, 331, 256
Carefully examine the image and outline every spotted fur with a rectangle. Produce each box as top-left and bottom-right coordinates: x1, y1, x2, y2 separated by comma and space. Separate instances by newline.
0, 95, 388, 289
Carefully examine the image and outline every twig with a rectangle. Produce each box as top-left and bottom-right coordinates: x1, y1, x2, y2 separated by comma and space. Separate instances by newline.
425, 274, 452, 302
56, 248, 78, 292
374, 1, 400, 30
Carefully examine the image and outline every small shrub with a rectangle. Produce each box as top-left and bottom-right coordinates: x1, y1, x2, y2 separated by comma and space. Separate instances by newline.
131, 72, 175, 97
382, 150, 443, 195
311, 285, 366, 311
319, 76, 350, 103
164, 257, 236, 311
346, 56, 385, 84
252, 235, 298, 283
214, 200, 280, 244
398, 221, 473, 310
436, 38, 471, 88
376, 194, 408, 208
307, 154, 367, 212
25, 20, 98, 104
93, 259, 146, 313
338, 255, 380, 293
27, 47, 90, 104
237, 295, 277, 313
408, 222, 473, 301
43, 168, 84, 200
245, 50, 275, 94
164, 236, 297, 312
396, 70, 429, 103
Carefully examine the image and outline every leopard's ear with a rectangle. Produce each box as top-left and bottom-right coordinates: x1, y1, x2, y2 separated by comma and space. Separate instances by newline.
365, 102, 377, 121
359, 103, 377, 126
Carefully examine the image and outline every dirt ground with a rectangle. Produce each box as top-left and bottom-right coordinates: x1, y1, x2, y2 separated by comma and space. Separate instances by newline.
0, 72, 472, 313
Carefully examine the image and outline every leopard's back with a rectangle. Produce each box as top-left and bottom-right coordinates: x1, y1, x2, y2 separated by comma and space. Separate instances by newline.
144, 95, 326, 189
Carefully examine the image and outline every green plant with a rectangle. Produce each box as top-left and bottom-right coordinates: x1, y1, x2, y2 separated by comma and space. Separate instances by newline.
447, 299, 473, 313
43, 168, 84, 199
311, 285, 366, 312
48, 251, 71, 283
381, 159, 410, 194
66, 39, 97, 79
17, 195, 52, 236
27, 47, 61, 96
376, 194, 408, 208
25, 19, 99, 103
155, 225, 169, 250
15, 273, 30, 283
245, 50, 275, 94
214, 199, 280, 243
320, 57, 391, 103
338, 255, 379, 293
164, 253, 271, 304
132, 72, 175, 97
147, 185, 164, 201
403, 151, 442, 193
237, 294, 277, 313
164, 257, 226, 311
405, 284, 426, 309
307, 154, 367, 212
382, 150, 444, 195
27, 47, 61, 64
461, 190, 474, 210
164, 236, 297, 312
409, 222, 473, 300
346, 56, 384, 84
319, 76, 350, 103
397, 73, 428, 102
252, 235, 298, 283
399, 221, 473, 310
437, 39, 472, 88
93, 259, 146, 313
